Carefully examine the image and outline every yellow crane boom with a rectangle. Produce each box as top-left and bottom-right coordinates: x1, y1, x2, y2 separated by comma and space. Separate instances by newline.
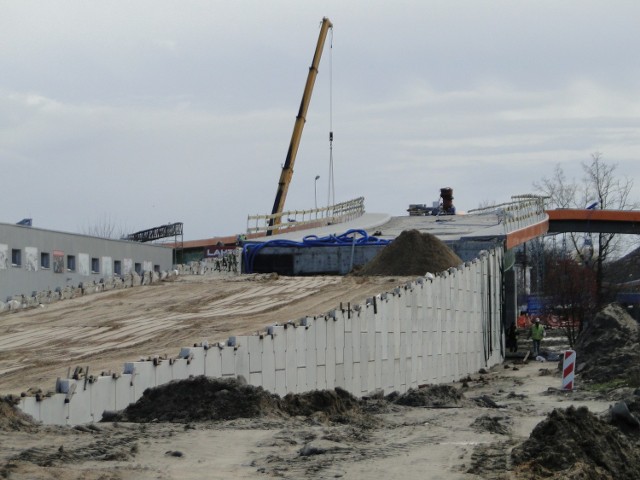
268, 17, 333, 235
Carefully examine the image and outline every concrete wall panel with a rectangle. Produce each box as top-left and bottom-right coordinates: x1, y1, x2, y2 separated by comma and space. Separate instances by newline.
204, 348, 222, 379
68, 383, 92, 425
20, 396, 39, 423
222, 347, 238, 377
284, 326, 297, 393
275, 369, 287, 397
90, 375, 116, 422
39, 394, 68, 426
154, 359, 173, 386
248, 336, 262, 374
315, 318, 327, 367
261, 336, 276, 392
114, 374, 134, 411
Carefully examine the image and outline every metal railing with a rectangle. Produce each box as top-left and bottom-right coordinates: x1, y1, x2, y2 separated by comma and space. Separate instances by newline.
468, 194, 548, 234
247, 197, 365, 236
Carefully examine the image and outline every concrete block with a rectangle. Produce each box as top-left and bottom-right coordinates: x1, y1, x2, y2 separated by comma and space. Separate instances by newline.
284, 326, 297, 393
68, 382, 92, 425
295, 326, 307, 367
343, 308, 353, 333
154, 358, 173, 386
359, 332, 368, 367
393, 359, 401, 392
388, 332, 397, 361
171, 358, 190, 382
343, 331, 353, 391
124, 361, 156, 400
205, 348, 223, 379
359, 353, 369, 393
39, 393, 69, 426
19, 396, 40, 423
334, 316, 345, 364
249, 372, 263, 388
181, 347, 206, 377
352, 361, 361, 395
275, 369, 287, 397
248, 335, 263, 373
374, 332, 382, 389
335, 363, 345, 389
305, 333, 317, 390
231, 336, 249, 378
315, 317, 327, 366
325, 351, 335, 390
351, 311, 361, 340
326, 317, 336, 355
261, 335, 276, 392
272, 326, 287, 371
90, 375, 116, 422
114, 374, 134, 411
296, 367, 307, 393
316, 365, 327, 390
405, 357, 414, 390
222, 346, 237, 376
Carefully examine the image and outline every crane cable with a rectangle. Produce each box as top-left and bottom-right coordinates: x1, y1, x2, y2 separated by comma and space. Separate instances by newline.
327, 26, 335, 208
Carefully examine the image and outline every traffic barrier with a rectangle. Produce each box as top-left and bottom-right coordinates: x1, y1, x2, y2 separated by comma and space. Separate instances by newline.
562, 349, 576, 390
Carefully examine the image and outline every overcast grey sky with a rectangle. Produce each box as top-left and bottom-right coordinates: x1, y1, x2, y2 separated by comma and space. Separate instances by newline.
2, 1, 639, 240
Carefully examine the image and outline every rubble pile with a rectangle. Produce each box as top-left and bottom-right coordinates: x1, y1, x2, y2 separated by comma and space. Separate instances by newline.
511, 405, 640, 479
574, 303, 640, 385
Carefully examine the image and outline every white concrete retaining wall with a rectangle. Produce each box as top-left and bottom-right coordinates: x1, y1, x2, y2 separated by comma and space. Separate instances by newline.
18, 248, 505, 425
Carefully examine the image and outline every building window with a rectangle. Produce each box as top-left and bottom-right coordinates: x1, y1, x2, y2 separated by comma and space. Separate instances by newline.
154, 264, 160, 273
67, 255, 76, 272
11, 249, 21, 267
41, 252, 50, 269
91, 257, 100, 274
114, 260, 121, 275
134, 262, 142, 275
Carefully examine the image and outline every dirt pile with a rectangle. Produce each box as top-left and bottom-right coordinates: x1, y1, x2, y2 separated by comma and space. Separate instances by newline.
108, 377, 364, 424
0, 396, 37, 432
511, 405, 640, 479
357, 230, 462, 276
109, 376, 283, 423
574, 303, 640, 385
283, 388, 361, 419
390, 385, 469, 408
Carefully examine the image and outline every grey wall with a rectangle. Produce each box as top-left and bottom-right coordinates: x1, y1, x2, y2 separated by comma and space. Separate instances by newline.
0, 223, 174, 301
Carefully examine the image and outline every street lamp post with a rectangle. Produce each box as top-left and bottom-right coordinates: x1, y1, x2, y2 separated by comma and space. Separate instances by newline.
314, 175, 320, 216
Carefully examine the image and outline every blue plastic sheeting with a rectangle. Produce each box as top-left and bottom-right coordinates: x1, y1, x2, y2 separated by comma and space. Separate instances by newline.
616, 292, 640, 304
242, 229, 391, 274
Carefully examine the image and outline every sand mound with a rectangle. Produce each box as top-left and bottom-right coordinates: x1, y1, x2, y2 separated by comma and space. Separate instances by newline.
357, 230, 462, 276
108, 377, 364, 424
511, 405, 640, 479
574, 304, 640, 385
0, 396, 37, 432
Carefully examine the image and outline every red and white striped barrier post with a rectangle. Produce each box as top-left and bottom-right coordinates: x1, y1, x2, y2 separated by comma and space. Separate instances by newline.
562, 349, 576, 390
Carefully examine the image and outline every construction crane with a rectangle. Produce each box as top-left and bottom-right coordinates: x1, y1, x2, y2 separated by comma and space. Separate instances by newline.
267, 17, 333, 235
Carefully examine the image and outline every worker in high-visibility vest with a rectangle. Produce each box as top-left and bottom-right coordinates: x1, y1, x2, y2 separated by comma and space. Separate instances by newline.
530, 317, 545, 357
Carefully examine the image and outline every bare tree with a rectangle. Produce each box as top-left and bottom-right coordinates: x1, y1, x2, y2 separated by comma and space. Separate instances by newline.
80, 213, 130, 239
534, 153, 638, 308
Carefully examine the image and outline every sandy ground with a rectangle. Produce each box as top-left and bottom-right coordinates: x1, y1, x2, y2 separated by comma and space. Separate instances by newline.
0, 355, 618, 480
0, 275, 629, 479
0, 274, 414, 395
